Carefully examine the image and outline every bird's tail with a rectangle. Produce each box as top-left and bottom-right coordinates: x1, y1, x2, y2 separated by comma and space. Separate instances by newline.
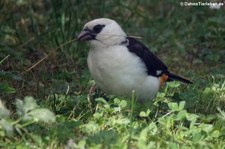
167, 73, 192, 84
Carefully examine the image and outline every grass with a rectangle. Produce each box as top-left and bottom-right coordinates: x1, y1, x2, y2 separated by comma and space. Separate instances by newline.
0, 0, 225, 148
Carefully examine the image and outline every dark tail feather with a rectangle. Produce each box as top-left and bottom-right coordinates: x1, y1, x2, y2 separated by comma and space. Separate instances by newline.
167, 73, 192, 84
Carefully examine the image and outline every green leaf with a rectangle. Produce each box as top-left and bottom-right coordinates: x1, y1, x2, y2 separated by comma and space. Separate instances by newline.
148, 122, 158, 135
93, 112, 102, 119
95, 98, 108, 104
167, 81, 180, 88
139, 111, 147, 117
156, 92, 166, 98
0, 119, 14, 137
139, 109, 151, 117
192, 132, 202, 142
114, 118, 130, 125
0, 100, 10, 119
0, 83, 16, 93
15, 96, 38, 116
175, 110, 187, 121
186, 114, 199, 124
77, 140, 86, 149
199, 124, 213, 133
15, 99, 25, 116
113, 107, 121, 113
119, 100, 127, 108
211, 130, 220, 138
168, 102, 179, 111
217, 107, 225, 120
139, 127, 148, 142
113, 98, 120, 105
28, 108, 56, 123
23, 96, 38, 112
178, 101, 185, 110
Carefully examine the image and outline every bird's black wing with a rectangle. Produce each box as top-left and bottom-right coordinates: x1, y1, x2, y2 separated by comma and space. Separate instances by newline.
126, 37, 168, 77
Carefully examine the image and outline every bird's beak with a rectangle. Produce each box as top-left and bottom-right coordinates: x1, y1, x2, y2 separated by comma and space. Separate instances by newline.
76, 30, 95, 41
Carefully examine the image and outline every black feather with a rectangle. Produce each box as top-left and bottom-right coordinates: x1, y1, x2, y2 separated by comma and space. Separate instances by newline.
166, 73, 192, 84
127, 37, 167, 77
126, 37, 192, 84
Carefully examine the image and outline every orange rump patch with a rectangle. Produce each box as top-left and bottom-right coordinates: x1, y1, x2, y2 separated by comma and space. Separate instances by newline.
159, 74, 169, 87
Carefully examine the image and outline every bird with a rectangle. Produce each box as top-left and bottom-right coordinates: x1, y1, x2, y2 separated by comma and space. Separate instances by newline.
77, 18, 192, 101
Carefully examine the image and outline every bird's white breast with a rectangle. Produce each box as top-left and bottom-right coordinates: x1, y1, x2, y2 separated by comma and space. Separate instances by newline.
87, 45, 160, 100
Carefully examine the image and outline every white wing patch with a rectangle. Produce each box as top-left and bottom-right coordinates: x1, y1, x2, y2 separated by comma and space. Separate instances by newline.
156, 70, 162, 75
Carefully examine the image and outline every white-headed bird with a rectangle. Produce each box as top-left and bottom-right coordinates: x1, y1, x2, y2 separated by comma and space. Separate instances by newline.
77, 18, 191, 101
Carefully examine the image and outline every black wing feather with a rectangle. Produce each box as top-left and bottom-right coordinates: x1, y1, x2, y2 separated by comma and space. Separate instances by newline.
127, 37, 168, 77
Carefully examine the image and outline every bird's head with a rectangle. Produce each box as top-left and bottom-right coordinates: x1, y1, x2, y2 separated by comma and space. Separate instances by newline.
77, 18, 127, 47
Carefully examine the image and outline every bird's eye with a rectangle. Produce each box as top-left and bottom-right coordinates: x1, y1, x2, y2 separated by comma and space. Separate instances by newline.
93, 24, 105, 33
